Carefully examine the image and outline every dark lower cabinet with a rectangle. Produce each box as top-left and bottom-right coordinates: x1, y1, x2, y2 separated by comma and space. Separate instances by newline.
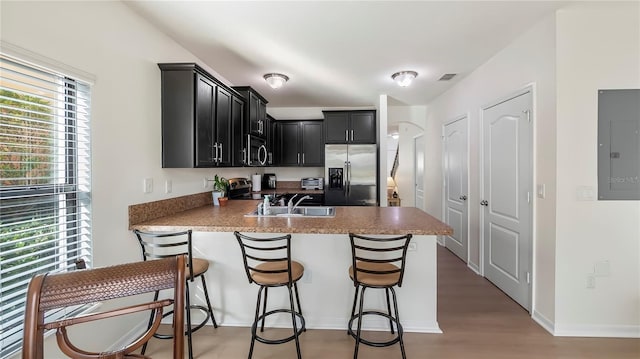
323, 110, 376, 144
275, 120, 324, 167
159, 63, 243, 168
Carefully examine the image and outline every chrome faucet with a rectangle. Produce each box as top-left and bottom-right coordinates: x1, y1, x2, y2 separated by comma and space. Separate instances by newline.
288, 194, 312, 214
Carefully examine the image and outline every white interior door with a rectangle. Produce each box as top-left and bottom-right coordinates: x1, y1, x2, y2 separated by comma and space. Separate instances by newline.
482, 89, 532, 311
414, 135, 425, 211
443, 117, 468, 262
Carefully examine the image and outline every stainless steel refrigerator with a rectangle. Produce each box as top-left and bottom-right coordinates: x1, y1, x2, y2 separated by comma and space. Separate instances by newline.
325, 144, 378, 206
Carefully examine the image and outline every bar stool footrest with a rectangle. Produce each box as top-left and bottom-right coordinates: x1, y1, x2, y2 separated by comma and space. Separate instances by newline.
253, 309, 306, 345
152, 304, 212, 339
347, 310, 404, 347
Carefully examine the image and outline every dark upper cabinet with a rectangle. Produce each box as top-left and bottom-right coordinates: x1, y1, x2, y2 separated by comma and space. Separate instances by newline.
231, 96, 245, 166
323, 110, 376, 144
266, 114, 276, 166
233, 87, 268, 138
276, 120, 324, 167
159, 63, 244, 168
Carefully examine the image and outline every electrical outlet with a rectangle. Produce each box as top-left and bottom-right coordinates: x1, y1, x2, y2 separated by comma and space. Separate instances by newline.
143, 178, 153, 193
408, 242, 417, 251
586, 274, 596, 289
165, 180, 172, 194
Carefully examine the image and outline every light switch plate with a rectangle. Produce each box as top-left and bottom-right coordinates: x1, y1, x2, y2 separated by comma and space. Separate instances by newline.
537, 184, 546, 199
143, 178, 153, 193
576, 186, 595, 201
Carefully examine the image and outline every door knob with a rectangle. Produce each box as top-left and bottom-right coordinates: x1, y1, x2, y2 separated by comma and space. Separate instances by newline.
480, 200, 488, 206
459, 195, 467, 201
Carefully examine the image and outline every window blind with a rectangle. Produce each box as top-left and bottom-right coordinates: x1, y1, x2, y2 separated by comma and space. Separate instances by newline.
0, 54, 92, 358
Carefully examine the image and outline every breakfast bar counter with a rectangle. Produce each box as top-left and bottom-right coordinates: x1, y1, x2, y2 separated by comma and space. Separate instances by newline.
128, 193, 452, 334
129, 199, 452, 236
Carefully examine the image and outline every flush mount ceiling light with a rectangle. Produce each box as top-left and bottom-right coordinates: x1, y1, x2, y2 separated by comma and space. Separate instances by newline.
263, 73, 289, 89
391, 71, 418, 87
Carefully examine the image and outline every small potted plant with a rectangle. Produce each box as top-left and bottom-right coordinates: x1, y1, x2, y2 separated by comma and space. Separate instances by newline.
212, 174, 229, 206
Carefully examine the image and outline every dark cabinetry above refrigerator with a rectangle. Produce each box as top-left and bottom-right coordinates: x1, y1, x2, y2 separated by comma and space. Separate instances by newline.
323, 110, 376, 144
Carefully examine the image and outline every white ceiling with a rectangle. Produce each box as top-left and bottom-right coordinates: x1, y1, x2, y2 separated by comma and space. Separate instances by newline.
124, 0, 567, 108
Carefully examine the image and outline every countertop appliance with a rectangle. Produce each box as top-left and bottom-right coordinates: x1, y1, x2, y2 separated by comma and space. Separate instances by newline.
262, 173, 277, 189
325, 144, 378, 206
301, 177, 324, 190
227, 177, 253, 199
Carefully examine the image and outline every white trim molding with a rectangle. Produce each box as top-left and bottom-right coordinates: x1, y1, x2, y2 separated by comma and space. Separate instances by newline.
554, 323, 640, 338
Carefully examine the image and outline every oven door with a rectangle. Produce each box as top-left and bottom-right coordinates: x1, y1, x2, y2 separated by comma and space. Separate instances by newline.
245, 134, 267, 166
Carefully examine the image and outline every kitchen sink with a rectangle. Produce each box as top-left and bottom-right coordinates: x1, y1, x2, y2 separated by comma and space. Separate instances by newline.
245, 206, 336, 218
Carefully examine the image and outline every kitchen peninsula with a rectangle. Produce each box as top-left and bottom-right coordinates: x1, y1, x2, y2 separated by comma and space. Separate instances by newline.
129, 193, 452, 333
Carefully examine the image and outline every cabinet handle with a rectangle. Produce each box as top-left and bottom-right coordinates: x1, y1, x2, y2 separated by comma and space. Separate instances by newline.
213, 143, 219, 163
242, 148, 247, 165
218, 143, 223, 162
480, 200, 489, 206
351, 130, 354, 141
302, 153, 305, 164
268, 152, 273, 164
297, 153, 300, 164
345, 130, 349, 142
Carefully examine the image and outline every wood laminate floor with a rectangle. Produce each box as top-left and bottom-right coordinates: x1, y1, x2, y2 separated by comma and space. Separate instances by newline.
143, 245, 639, 358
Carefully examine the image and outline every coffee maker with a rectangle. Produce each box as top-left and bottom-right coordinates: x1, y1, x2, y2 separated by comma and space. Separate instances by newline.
262, 173, 277, 189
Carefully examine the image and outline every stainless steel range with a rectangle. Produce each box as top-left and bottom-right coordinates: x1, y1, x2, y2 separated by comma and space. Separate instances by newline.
227, 177, 253, 200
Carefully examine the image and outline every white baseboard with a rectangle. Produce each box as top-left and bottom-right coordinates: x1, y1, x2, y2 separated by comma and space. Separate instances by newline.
532, 310, 554, 335
467, 262, 481, 275
554, 323, 640, 338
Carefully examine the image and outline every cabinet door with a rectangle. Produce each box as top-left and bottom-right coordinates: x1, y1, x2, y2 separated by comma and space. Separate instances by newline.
195, 74, 216, 167
231, 96, 245, 166
215, 87, 232, 166
301, 121, 324, 166
277, 122, 301, 166
349, 111, 376, 143
266, 115, 275, 165
247, 92, 260, 135
324, 112, 349, 143
257, 99, 267, 136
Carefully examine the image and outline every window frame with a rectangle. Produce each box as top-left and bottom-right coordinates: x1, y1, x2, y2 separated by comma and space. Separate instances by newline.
0, 52, 93, 358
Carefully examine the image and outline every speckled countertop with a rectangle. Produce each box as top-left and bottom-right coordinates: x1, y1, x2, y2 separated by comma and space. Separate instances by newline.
130, 198, 452, 236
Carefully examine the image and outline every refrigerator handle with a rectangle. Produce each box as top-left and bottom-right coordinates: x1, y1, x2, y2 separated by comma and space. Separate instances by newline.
346, 161, 351, 194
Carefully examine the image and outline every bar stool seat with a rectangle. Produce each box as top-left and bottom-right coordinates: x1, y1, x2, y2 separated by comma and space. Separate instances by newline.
234, 231, 306, 359
347, 233, 413, 359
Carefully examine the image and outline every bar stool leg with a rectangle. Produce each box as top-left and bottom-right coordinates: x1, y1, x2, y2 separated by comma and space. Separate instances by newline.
348, 284, 360, 335
288, 284, 302, 359
354, 286, 367, 359
390, 287, 406, 359
293, 282, 306, 332
385, 288, 395, 334
200, 275, 218, 328
249, 286, 265, 359
260, 287, 269, 332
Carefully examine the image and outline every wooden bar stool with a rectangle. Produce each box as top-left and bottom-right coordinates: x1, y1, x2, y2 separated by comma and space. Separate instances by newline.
234, 231, 306, 359
134, 229, 218, 359
347, 232, 413, 359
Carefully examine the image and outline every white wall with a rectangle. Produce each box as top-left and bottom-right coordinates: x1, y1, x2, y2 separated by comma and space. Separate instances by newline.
424, 12, 558, 323
554, 2, 640, 337
1, 1, 252, 355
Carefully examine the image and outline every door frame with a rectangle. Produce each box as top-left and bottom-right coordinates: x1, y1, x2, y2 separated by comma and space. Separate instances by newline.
413, 133, 425, 211
441, 114, 470, 262
479, 84, 535, 312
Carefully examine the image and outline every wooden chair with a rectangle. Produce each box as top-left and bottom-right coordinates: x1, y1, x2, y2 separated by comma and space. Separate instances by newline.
22, 255, 186, 359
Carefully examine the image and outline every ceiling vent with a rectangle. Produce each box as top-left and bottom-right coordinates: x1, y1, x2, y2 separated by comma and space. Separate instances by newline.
438, 73, 457, 81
